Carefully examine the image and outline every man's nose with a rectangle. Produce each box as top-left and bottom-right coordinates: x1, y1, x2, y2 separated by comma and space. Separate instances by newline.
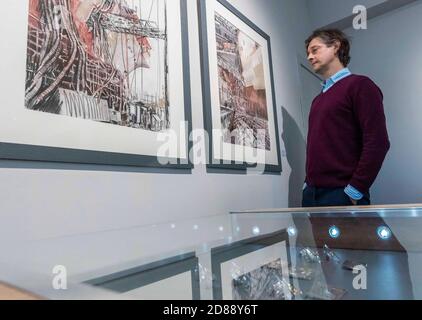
308, 54, 314, 62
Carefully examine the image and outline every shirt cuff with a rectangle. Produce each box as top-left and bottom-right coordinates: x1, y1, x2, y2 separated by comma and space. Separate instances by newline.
344, 185, 364, 201
303, 182, 307, 190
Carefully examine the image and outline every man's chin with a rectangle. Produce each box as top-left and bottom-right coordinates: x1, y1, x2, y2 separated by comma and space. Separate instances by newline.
312, 66, 324, 75
311, 64, 318, 70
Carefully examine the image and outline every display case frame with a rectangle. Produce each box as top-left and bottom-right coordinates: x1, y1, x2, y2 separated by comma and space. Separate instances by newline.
85, 252, 201, 300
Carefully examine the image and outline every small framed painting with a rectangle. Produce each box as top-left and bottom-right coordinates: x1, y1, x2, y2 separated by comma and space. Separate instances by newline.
211, 230, 292, 300
198, 0, 282, 172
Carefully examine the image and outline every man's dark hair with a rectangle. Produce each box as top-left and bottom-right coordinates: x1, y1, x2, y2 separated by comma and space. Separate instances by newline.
305, 29, 351, 67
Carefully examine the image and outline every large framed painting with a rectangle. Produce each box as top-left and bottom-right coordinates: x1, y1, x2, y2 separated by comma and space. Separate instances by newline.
211, 230, 292, 300
85, 252, 201, 300
198, 0, 282, 172
0, 0, 192, 168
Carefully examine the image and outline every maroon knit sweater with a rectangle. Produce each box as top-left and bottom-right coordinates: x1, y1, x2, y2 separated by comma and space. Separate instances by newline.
305, 75, 390, 194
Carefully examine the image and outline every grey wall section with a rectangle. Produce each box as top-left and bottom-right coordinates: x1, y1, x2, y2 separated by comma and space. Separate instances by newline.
307, 0, 385, 29
345, 0, 422, 204
307, 0, 419, 30
0, 0, 312, 241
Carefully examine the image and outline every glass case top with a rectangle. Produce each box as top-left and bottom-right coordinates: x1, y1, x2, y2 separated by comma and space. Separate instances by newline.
1, 204, 422, 300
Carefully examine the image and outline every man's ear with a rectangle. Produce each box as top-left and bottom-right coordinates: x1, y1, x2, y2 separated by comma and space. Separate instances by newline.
333, 40, 341, 55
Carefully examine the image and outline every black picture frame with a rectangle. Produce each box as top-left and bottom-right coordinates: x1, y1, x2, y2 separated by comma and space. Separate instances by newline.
211, 229, 292, 300
198, 0, 282, 172
85, 252, 201, 300
0, 0, 193, 170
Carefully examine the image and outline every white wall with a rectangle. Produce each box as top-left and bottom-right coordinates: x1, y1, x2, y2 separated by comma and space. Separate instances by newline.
345, 0, 422, 204
0, 0, 312, 242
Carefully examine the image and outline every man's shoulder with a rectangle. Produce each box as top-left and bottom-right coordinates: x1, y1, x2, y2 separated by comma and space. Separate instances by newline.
345, 74, 380, 87
345, 74, 382, 95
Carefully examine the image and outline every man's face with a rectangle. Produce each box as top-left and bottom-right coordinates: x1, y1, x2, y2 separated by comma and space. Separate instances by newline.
307, 37, 339, 74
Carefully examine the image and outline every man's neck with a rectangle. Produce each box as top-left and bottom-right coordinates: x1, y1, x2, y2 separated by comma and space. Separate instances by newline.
321, 62, 345, 80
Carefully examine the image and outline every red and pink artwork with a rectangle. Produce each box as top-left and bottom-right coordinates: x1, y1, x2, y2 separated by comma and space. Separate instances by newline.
26, 0, 169, 132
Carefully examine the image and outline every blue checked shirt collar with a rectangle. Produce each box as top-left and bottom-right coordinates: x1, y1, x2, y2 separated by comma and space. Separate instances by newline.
322, 68, 352, 93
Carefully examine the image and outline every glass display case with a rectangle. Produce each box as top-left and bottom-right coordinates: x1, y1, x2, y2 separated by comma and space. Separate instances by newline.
1, 204, 422, 300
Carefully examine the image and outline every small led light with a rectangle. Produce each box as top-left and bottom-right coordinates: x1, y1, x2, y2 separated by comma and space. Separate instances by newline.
170, 224, 176, 229
193, 225, 199, 231
252, 226, 260, 235
287, 227, 297, 237
377, 226, 392, 240
328, 226, 341, 239
236, 227, 241, 232
219, 226, 224, 232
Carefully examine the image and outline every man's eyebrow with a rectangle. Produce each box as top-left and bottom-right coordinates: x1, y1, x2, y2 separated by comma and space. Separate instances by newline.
307, 45, 320, 53
309, 45, 320, 50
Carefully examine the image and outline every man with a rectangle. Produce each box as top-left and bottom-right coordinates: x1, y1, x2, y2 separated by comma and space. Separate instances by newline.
302, 29, 390, 207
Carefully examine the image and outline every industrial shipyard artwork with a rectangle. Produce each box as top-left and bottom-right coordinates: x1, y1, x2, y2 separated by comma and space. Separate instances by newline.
215, 12, 271, 151
26, 0, 170, 132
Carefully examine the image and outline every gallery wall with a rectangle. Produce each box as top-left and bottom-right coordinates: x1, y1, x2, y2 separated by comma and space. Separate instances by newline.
0, 0, 312, 242
345, 0, 422, 204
